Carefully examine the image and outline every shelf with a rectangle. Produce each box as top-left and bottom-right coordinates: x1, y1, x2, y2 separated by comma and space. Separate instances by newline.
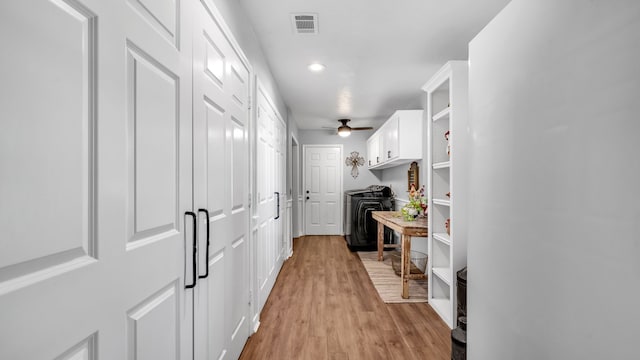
424, 60, 468, 330
433, 233, 451, 246
432, 107, 450, 122
428, 298, 452, 326
433, 199, 450, 206
432, 161, 450, 169
432, 267, 451, 285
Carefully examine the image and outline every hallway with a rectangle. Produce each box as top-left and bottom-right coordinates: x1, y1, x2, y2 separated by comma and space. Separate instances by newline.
239, 236, 450, 359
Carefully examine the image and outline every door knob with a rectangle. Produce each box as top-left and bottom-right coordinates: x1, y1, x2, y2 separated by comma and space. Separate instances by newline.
306, 196, 309, 200
306, 190, 309, 194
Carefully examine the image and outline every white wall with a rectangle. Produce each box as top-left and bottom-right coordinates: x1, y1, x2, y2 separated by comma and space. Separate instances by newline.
299, 130, 383, 191
468, 1, 640, 359
379, 160, 423, 202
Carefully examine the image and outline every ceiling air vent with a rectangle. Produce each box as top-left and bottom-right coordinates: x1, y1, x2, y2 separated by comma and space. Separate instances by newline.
291, 13, 318, 34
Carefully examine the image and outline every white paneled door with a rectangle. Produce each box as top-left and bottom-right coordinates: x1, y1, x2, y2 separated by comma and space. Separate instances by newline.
192, 1, 252, 359
254, 83, 286, 320
0, 0, 254, 359
304, 146, 343, 235
0, 0, 193, 359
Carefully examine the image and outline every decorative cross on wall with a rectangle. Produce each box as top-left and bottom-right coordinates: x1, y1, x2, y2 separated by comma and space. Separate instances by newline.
345, 151, 365, 179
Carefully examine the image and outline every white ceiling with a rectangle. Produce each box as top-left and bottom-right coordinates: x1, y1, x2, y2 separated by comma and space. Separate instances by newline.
239, 0, 511, 131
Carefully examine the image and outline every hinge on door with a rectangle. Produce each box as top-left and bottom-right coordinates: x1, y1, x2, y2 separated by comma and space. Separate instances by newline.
248, 193, 252, 207
248, 290, 252, 306
248, 95, 252, 111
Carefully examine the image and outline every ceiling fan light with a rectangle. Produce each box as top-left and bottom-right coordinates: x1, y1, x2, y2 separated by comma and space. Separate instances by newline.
338, 126, 351, 137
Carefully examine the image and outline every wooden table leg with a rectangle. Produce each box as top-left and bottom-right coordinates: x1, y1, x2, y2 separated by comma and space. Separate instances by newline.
377, 221, 384, 261
401, 234, 411, 299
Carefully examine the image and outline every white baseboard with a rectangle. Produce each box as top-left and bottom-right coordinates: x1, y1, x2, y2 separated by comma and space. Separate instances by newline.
252, 316, 260, 334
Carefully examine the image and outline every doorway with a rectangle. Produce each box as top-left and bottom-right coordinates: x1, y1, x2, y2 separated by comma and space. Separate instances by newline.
303, 145, 343, 235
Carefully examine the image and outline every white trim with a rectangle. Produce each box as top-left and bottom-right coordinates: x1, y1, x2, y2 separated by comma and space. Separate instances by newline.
285, 199, 293, 258
249, 75, 258, 335
296, 197, 304, 238
291, 132, 300, 145
302, 144, 344, 235
290, 133, 301, 237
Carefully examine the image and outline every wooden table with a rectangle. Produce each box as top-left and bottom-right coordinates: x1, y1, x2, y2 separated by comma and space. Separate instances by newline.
372, 211, 428, 299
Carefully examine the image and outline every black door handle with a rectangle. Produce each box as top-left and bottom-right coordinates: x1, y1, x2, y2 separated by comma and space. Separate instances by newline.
306, 196, 309, 200
198, 208, 210, 279
306, 190, 309, 194
274, 192, 280, 220
185, 211, 197, 289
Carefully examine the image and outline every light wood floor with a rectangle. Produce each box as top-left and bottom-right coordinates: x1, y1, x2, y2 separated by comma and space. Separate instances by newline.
239, 235, 451, 360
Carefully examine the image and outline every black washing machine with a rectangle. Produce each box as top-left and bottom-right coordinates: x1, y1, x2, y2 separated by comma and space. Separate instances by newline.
344, 185, 394, 251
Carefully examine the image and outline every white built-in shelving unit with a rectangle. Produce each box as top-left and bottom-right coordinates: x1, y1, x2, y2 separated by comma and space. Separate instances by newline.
422, 61, 469, 328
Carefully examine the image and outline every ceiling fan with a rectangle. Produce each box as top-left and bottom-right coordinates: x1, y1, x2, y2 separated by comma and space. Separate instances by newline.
333, 119, 373, 137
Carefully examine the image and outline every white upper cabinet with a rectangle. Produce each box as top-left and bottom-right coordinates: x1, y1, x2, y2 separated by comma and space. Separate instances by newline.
382, 115, 398, 161
366, 133, 381, 167
367, 110, 423, 169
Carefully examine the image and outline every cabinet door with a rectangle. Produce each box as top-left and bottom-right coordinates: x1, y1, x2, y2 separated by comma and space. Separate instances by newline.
384, 115, 399, 161
377, 127, 385, 164
367, 134, 380, 167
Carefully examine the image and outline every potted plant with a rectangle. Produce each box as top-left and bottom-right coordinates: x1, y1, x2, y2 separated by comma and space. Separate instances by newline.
401, 184, 427, 221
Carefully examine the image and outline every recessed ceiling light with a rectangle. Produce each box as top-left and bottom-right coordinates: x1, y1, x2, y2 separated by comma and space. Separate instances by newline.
308, 63, 325, 72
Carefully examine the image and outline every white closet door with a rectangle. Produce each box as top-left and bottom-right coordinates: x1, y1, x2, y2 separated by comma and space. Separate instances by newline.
122, 1, 195, 359
0, 0, 193, 359
192, 1, 252, 359
254, 84, 285, 316
275, 114, 287, 260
